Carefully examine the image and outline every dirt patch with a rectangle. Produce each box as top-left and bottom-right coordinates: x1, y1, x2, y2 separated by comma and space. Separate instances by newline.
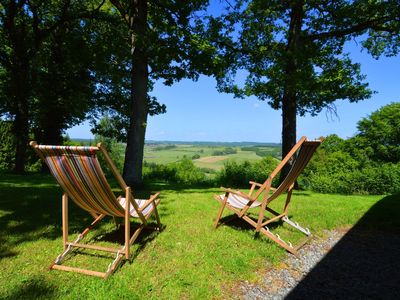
197, 156, 228, 163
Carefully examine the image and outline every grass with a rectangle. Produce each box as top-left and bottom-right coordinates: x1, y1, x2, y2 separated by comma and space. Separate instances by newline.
0, 173, 398, 299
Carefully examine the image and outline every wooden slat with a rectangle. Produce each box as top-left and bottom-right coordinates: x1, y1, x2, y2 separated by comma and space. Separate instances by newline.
138, 192, 160, 213
97, 143, 127, 190
129, 224, 145, 245
125, 187, 131, 260
104, 254, 124, 279
261, 213, 286, 226
66, 242, 120, 254
294, 235, 313, 251
51, 264, 106, 278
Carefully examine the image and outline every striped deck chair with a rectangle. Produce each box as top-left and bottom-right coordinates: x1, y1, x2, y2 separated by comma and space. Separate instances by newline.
213, 136, 323, 256
30, 141, 161, 278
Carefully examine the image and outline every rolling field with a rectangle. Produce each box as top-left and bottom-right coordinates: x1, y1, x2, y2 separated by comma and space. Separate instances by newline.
143, 143, 281, 170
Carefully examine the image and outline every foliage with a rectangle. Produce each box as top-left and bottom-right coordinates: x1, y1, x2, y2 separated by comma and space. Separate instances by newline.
153, 145, 177, 151
144, 158, 207, 186
205, 0, 400, 166
95, 1, 223, 186
0, 120, 15, 171
217, 156, 279, 188
301, 119, 400, 195
93, 116, 125, 174
241, 146, 281, 158
0, 0, 113, 171
355, 102, 400, 163
212, 147, 237, 156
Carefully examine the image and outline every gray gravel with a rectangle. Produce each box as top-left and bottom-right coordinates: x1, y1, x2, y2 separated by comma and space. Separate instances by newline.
239, 228, 400, 300
240, 230, 346, 300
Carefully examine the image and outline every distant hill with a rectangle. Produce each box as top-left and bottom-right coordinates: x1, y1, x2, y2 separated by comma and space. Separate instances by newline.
69, 138, 281, 148
145, 140, 281, 147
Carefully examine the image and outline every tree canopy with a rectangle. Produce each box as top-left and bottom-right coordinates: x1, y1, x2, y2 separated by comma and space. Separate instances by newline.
356, 102, 400, 163
205, 0, 400, 179
102, 0, 221, 186
0, 0, 110, 172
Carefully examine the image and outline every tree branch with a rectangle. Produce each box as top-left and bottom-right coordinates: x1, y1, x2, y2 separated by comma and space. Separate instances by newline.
306, 15, 398, 41
109, 0, 130, 24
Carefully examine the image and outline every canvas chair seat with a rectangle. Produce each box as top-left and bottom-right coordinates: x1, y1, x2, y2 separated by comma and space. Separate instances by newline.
118, 198, 156, 217
217, 193, 261, 209
213, 136, 323, 256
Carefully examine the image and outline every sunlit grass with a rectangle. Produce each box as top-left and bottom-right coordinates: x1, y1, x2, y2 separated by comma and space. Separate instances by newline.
0, 174, 397, 299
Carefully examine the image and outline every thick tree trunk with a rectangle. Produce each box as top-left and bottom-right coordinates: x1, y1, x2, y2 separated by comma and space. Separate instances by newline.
122, 0, 148, 187
12, 61, 31, 173
280, 92, 297, 179
13, 98, 29, 173
279, 1, 304, 183
37, 31, 66, 172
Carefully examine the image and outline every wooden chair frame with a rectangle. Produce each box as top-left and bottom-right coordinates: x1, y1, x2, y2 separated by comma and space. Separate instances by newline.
31, 142, 161, 279
213, 137, 323, 256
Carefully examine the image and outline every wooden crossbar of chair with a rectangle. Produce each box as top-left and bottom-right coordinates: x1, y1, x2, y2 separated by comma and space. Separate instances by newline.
30, 141, 162, 278
213, 136, 323, 256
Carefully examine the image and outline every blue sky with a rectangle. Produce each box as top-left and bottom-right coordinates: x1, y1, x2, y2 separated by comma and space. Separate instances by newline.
67, 40, 399, 143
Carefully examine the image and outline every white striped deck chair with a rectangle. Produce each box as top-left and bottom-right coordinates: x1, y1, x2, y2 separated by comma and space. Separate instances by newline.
213, 136, 323, 256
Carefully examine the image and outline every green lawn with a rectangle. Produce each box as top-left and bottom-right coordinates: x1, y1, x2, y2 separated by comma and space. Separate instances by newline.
0, 174, 398, 299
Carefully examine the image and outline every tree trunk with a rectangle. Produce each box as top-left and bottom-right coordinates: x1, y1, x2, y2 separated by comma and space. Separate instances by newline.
122, 0, 148, 187
280, 92, 297, 180
13, 98, 29, 173
37, 30, 66, 172
12, 59, 31, 174
279, 1, 304, 183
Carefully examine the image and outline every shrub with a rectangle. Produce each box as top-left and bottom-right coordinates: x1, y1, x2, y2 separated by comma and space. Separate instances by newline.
300, 134, 400, 194
153, 145, 176, 151
212, 147, 237, 156
94, 136, 124, 174
144, 158, 207, 186
217, 156, 279, 188
173, 158, 207, 185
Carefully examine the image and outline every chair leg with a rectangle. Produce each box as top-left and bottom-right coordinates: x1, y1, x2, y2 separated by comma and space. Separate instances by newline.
214, 193, 228, 228
283, 187, 293, 215
153, 205, 162, 230
62, 193, 68, 251
125, 192, 130, 260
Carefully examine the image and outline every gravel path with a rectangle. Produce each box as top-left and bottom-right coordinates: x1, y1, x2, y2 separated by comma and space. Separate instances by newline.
239, 228, 400, 300
240, 230, 346, 300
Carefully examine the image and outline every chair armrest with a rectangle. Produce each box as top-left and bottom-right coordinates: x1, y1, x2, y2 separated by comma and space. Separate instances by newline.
138, 192, 160, 212
248, 181, 276, 197
220, 187, 254, 201
249, 181, 263, 188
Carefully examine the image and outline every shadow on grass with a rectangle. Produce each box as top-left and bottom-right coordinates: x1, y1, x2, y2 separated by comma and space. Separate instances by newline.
1, 276, 55, 300
0, 185, 96, 261
218, 214, 285, 232
0, 174, 166, 263
96, 222, 164, 262
287, 193, 400, 299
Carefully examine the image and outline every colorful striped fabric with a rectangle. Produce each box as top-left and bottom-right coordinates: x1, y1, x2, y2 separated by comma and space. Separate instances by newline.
37, 145, 125, 217
267, 141, 320, 202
